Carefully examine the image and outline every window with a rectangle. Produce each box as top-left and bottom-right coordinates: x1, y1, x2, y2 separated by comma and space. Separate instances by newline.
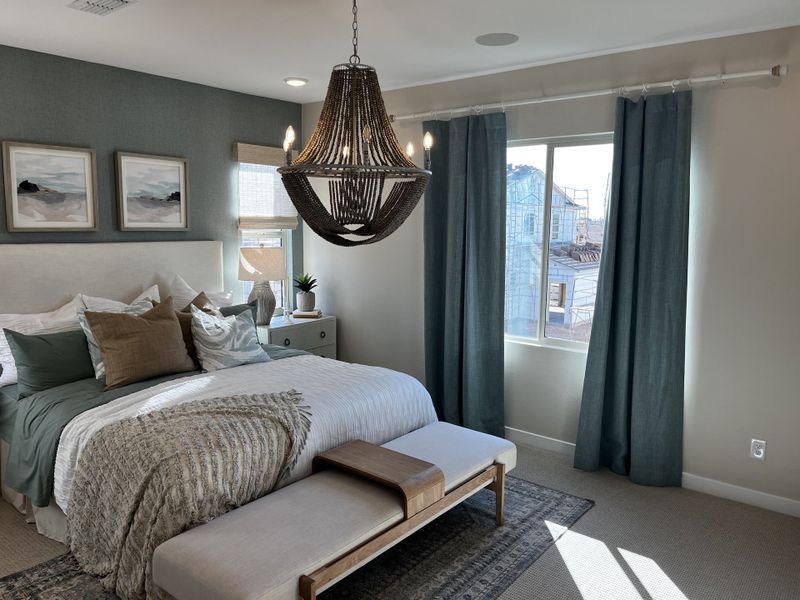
550, 212, 561, 240
239, 229, 289, 312
505, 136, 613, 346
236, 143, 298, 314
523, 211, 537, 236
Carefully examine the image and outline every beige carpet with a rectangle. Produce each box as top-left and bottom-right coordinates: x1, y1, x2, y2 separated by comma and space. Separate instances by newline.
2, 445, 799, 599
0, 503, 64, 578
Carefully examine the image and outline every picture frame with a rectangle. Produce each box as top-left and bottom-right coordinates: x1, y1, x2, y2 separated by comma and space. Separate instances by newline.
116, 152, 189, 231
2, 141, 99, 232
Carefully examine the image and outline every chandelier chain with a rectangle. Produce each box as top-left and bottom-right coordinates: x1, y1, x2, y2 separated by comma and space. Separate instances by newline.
349, 0, 360, 65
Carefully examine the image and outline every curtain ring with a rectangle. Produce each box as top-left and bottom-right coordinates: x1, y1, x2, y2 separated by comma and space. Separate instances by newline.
641, 83, 648, 97
500, 101, 506, 113
671, 80, 677, 93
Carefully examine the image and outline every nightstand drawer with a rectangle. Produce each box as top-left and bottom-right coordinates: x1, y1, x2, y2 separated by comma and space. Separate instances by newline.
267, 318, 336, 351
308, 343, 336, 359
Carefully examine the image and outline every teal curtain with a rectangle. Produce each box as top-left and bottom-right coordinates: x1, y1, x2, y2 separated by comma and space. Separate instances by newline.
574, 92, 692, 486
423, 113, 507, 437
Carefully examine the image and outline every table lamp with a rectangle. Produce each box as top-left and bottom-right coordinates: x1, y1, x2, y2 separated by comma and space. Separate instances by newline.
238, 246, 287, 325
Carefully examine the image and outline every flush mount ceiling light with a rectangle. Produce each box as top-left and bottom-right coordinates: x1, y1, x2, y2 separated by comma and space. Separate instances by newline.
284, 77, 308, 87
475, 32, 519, 47
278, 0, 432, 247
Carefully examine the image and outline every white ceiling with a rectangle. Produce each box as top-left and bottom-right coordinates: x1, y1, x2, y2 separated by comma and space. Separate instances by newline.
1, 0, 798, 104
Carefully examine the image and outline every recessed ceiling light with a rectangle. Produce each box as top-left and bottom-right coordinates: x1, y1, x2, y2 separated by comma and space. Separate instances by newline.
284, 77, 308, 87
475, 33, 519, 47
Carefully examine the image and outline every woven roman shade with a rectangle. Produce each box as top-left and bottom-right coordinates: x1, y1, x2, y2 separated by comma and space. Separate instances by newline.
235, 143, 298, 230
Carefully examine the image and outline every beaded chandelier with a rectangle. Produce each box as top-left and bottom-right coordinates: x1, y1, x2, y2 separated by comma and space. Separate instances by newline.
278, 0, 432, 246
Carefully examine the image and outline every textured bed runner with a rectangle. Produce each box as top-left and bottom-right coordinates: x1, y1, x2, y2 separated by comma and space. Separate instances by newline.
67, 391, 310, 600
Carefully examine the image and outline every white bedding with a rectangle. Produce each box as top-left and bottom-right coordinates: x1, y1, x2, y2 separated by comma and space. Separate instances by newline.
54, 355, 437, 512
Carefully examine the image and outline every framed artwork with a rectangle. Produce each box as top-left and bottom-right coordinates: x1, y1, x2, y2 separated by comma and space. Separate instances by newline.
116, 152, 189, 231
2, 141, 98, 232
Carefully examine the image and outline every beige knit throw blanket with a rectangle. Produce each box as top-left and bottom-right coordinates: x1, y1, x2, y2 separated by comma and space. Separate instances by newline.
67, 391, 311, 600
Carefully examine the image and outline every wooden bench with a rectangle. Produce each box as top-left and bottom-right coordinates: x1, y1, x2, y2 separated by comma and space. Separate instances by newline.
152, 422, 517, 600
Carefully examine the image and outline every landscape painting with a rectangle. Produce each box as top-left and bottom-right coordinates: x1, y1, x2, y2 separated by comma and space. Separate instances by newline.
2, 142, 97, 232
117, 152, 188, 230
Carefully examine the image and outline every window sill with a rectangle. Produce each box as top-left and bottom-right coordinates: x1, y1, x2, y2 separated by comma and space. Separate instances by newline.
504, 335, 589, 354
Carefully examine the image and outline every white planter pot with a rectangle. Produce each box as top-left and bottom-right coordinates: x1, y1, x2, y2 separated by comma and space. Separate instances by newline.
296, 291, 316, 311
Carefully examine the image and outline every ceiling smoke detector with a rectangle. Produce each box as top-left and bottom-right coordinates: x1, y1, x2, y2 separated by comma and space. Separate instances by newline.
68, 0, 138, 16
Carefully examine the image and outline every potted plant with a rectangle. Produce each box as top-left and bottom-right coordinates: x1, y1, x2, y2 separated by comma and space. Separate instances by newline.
294, 273, 318, 311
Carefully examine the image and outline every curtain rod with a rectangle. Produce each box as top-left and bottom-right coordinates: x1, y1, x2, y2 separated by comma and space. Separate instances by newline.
390, 65, 787, 123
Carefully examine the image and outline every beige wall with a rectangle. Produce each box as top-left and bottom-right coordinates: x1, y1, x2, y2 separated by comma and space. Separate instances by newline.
303, 27, 800, 503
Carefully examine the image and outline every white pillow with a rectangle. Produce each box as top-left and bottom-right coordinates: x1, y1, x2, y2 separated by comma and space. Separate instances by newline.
190, 306, 269, 372
170, 274, 232, 309
78, 298, 154, 381
0, 296, 83, 387
79, 285, 160, 313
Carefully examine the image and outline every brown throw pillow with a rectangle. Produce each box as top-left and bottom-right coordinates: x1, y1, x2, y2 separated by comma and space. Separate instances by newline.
84, 297, 195, 390
174, 292, 215, 367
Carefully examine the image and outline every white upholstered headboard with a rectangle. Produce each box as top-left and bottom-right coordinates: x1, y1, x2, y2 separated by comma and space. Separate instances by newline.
0, 241, 224, 313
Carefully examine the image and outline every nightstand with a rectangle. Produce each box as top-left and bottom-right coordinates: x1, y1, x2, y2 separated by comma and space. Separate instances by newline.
258, 315, 337, 359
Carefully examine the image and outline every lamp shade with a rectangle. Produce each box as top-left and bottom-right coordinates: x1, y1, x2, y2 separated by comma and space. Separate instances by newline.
238, 247, 287, 282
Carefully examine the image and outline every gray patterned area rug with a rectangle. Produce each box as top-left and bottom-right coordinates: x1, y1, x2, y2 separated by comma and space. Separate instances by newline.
0, 476, 592, 600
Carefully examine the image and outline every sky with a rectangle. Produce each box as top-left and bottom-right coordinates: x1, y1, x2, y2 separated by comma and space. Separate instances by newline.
124, 159, 182, 199
14, 151, 87, 194
507, 143, 613, 219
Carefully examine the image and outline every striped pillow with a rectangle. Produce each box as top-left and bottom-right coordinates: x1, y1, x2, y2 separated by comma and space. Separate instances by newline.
190, 306, 269, 372
0, 296, 83, 388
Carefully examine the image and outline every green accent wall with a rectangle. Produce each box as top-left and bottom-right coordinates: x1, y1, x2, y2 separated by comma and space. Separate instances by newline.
0, 44, 302, 293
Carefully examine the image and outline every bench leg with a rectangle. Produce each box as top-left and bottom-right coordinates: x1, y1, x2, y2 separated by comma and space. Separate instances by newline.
300, 575, 317, 600
494, 463, 505, 526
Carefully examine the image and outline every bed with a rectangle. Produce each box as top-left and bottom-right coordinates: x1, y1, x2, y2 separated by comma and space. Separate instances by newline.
0, 241, 437, 544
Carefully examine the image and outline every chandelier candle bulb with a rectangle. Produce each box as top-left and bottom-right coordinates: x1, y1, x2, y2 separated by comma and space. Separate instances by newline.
406, 142, 415, 158
285, 126, 296, 145
423, 131, 434, 170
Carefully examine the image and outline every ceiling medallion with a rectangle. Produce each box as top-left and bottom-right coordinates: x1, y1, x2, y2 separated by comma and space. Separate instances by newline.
279, 0, 433, 246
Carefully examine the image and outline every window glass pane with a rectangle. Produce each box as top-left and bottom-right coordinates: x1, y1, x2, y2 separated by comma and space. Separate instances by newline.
505, 144, 547, 338
545, 143, 613, 342
240, 230, 286, 309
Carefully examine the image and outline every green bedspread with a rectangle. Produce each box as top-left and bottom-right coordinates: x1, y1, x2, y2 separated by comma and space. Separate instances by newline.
0, 385, 19, 443
3, 344, 308, 507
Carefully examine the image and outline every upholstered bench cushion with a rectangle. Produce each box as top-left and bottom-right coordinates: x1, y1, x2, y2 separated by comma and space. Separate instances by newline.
382, 421, 516, 491
153, 422, 517, 600
153, 471, 405, 600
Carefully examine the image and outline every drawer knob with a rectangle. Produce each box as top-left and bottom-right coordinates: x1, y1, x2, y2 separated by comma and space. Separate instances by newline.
320, 331, 326, 339
283, 338, 291, 346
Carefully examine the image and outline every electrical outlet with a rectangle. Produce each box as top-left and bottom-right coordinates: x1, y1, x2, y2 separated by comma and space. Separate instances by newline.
750, 439, 766, 461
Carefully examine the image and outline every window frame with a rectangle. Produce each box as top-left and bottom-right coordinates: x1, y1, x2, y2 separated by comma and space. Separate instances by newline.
505, 132, 613, 352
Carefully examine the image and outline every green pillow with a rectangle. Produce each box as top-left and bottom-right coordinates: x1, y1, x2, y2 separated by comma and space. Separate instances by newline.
219, 301, 260, 340
219, 301, 258, 321
3, 329, 94, 398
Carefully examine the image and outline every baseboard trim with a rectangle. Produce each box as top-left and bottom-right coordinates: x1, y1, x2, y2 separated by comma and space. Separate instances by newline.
505, 426, 800, 518
504, 426, 576, 457
681, 473, 800, 518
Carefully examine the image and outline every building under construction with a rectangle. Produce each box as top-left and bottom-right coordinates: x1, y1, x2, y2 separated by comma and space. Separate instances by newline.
505, 164, 604, 342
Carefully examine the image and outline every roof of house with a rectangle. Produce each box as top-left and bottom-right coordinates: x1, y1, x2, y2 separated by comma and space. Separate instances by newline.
549, 242, 602, 271
507, 164, 584, 208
